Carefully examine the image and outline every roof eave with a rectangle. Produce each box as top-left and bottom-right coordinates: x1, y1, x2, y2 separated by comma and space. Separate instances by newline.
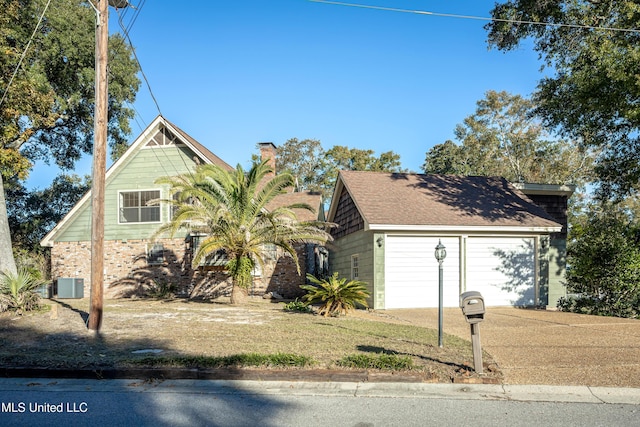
512, 182, 576, 197
366, 224, 563, 233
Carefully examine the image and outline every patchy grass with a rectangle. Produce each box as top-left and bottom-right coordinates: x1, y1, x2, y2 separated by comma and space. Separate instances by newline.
337, 353, 415, 370
129, 353, 313, 369
0, 297, 500, 383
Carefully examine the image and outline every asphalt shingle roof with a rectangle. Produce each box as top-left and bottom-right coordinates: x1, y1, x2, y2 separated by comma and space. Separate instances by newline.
336, 171, 561, 229
165, 118, 234, 171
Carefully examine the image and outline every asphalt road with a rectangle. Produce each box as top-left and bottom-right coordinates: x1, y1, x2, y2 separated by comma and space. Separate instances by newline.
0, 379, 638, 427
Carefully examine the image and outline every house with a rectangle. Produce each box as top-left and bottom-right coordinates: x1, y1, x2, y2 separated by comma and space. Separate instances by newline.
40, 116, 325, 299
326, 171, 574, 309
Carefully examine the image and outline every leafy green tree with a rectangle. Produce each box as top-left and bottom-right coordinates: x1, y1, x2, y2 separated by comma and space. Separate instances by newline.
274, 140, 405, 202
0, 0, 140, 274
560, 204, 640, 318
300, 272, 369, 317
324, 145, 403, 173
421, 140, 465, 175
321, 145, 405, 199
7, 174, 90, 252
155, 161, 333, 305
274, 137, 324, 193
423, 91, 594, 186
486, 1, 640, 199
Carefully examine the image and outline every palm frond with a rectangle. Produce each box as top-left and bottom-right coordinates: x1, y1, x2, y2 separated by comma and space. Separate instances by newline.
301, 272, 370, 317
153, 161, 333, 302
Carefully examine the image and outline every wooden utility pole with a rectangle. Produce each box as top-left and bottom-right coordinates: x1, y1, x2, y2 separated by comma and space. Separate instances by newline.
88, 0, 109, 332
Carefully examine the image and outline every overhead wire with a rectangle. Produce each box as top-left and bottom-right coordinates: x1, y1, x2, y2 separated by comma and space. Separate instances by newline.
309, 0, 640, 34
114, 2, 199, 183
115, 4, 163, 118
125, 0, 146, 34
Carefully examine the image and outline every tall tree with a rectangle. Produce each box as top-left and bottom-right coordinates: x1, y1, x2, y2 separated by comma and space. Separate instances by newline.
321, 145, 405, 198
423, 90, 594, 186
486, 1, 640, 198
7, 174, 91, 252
324, 145, 403, 172
155, 161, 333, 305
0, 0, 140, 273
274, 140, 405, 202
274, 137, 324, 193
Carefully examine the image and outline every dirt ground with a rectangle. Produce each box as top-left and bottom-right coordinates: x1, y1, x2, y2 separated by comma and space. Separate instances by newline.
0, 297, 501, 384
5, 297, 636, 387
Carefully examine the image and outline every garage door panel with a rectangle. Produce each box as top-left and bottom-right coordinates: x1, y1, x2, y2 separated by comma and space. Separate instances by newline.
466, 237, 535, 306
385, 236, 459, 309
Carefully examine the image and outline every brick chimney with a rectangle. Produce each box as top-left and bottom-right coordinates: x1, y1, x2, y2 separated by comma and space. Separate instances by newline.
258, 142, 277, 178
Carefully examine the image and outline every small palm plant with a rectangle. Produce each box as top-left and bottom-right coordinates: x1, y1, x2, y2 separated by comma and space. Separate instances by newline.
0, 269, 44, 314
300, 273, 370, 317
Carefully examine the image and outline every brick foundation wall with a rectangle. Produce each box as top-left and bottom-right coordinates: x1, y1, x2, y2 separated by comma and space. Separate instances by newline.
50, 239, 312, 299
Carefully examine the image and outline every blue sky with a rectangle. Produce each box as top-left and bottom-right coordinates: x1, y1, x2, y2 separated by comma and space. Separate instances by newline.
28, 0, 545, 189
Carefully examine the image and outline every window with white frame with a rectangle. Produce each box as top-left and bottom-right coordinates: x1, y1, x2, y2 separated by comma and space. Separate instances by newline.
119, 190, 161, 223
351, 254, 359, 280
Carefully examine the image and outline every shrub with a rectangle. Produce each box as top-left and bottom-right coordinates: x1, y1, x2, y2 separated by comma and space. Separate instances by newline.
147, 280, 177, 299
562, 208, 640, 318
337, 353, 414, 370
283, 298, 312, 313
300, 272, 370, 317
0, 269, 44, 314
13, 249, 48, 281
130, 353, 313, 368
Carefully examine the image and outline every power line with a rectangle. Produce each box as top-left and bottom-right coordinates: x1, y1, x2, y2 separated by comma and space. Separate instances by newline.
309, 0, 640, 34
116, 7, 163, 118
114, 7, 200, 182
0, 0, 53, 115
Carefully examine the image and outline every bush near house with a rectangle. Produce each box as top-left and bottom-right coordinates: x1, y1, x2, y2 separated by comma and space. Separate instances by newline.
301, 272, 370, 317
560, 208, 640, 318
0, 269, 44, 314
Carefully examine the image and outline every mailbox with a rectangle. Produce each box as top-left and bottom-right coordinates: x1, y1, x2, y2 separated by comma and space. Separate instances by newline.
460, 291, 485, 324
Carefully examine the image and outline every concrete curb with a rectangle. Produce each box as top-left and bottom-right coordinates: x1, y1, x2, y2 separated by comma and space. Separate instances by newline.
0, 367, 435, 383
0, 377, 638, 405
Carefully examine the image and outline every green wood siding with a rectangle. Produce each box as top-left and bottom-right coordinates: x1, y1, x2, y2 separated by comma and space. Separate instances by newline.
372, 233, 385, 309
547, 237, 567, 308
55, 144, 196, 242
329, 230, 376, 308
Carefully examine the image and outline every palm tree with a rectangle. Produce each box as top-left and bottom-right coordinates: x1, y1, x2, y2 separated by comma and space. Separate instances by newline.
155, 160, 332, 304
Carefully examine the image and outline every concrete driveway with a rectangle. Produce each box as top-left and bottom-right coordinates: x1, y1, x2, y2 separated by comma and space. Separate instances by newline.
376, 307, 640, 387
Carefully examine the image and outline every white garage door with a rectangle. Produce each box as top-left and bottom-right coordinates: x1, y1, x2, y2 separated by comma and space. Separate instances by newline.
465, 237, 536, 306
385, 236, 460, 309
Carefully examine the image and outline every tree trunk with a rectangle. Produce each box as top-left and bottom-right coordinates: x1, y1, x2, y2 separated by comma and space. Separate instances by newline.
230, 284, 247, 305
0, 173, 18, 276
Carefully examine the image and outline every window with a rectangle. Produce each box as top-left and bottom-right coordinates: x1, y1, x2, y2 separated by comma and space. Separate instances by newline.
351, 254, 359, 280
147, 243, 164, 265
190, 233, 228, 266
119, 190, 160, 223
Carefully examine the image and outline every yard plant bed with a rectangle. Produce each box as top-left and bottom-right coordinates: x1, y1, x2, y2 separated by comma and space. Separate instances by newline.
0, 297, 501, 383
